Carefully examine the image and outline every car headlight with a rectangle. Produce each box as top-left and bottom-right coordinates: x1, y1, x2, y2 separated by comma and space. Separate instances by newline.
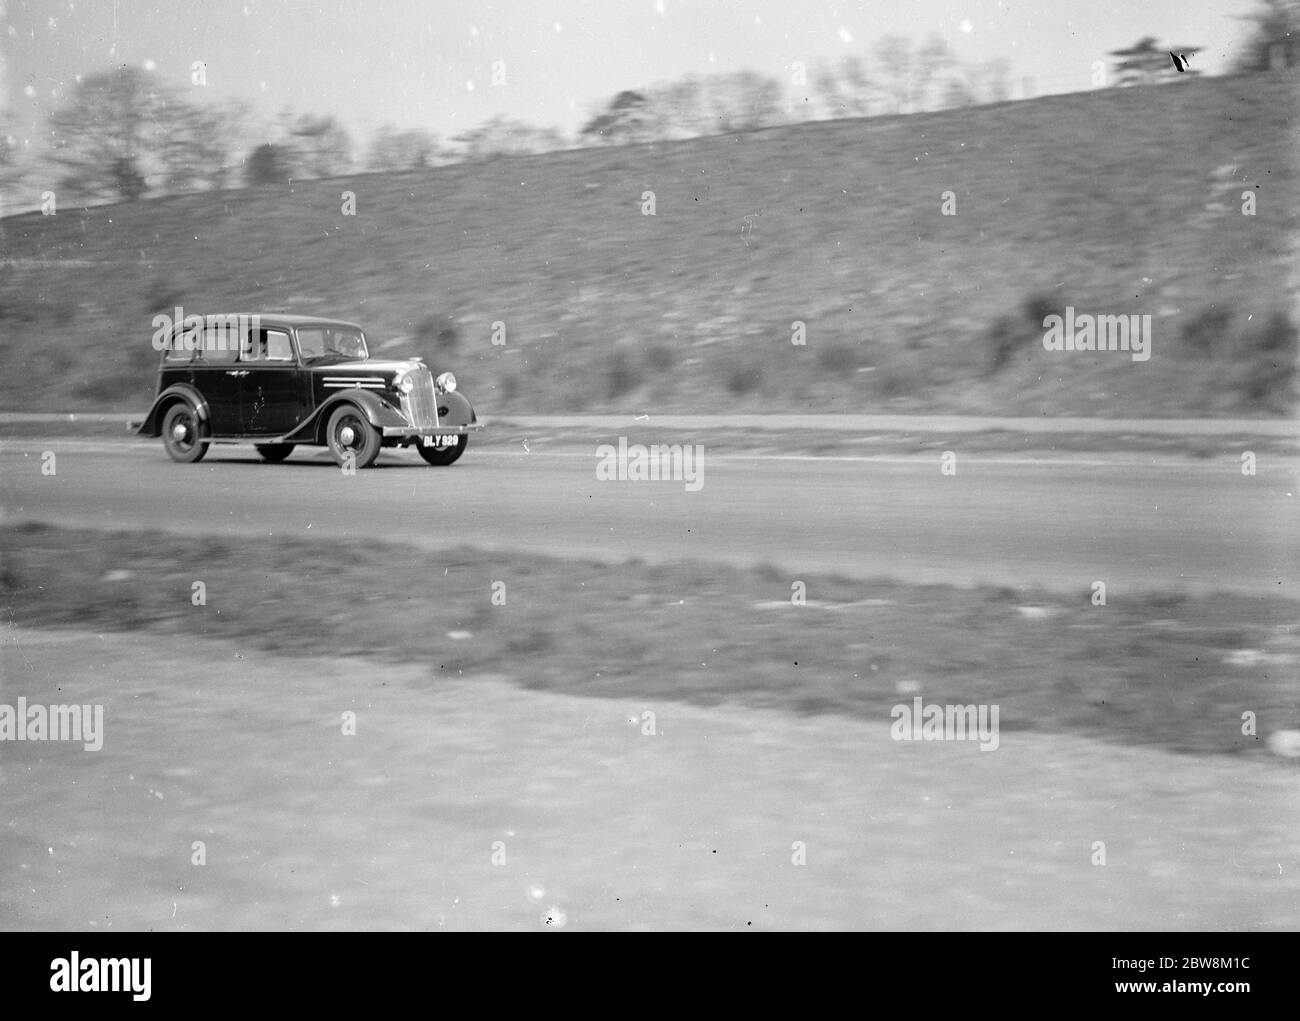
435, 371, 457, 394
395, 373, 414, 394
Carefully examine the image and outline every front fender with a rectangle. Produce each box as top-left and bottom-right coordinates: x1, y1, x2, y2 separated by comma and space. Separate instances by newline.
438, 391, 477, 428
287, 389, 407, 443
136, 384, 211, 437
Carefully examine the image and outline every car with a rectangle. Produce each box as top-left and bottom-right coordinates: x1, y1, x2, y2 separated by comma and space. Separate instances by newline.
135, 313, 482, 468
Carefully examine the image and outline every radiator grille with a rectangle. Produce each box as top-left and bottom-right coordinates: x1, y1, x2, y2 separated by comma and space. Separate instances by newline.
402, 366, 438, 429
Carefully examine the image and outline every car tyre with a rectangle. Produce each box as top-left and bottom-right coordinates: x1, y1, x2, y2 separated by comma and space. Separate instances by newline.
326, 405, 381, 469
255, 443, 295, 463
161, 402, 209, 463
416, 435, 467, 466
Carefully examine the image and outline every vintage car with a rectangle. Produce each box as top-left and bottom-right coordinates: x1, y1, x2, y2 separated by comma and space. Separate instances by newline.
135, 313, 481, 467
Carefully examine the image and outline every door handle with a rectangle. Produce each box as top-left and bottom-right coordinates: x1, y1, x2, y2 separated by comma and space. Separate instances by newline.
225, 370, 249, 377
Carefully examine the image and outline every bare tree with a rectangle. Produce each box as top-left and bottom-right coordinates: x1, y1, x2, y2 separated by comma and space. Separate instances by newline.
0, 119, 22, 219
1230, 0, 1300, 71
46, 66, 179, 201
585, 72, 782, 143
648, 77, 707, 138
160, 98, 249, 193
812, 60, 847, 118
705, 71, 784, 132
873, 35, 916, 113
940, 76, 978, 109
367, 125, 441, 171
982, 58, 1013, 102
453, 116, 565, 159
580, 91, 656, 145
0, 119, 17, 190
1108, 37, 1202, 85
282, 113, 354, 178
811, 57, 876, 119
959, 57, 1012, 104
245, 143, 292, 186
839, 56, 876, 115
915, 33, 958, 111
44, 66, 250, 200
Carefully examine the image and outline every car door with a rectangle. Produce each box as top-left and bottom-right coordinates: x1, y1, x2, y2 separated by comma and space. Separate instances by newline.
187, 323, 243, 435
239, 328, 305, 435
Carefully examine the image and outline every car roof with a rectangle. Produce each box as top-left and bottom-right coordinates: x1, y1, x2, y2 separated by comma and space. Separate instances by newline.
188, 313, 365, 331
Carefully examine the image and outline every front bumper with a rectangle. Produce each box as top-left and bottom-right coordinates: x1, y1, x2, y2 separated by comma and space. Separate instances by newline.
381, 421, 484, 439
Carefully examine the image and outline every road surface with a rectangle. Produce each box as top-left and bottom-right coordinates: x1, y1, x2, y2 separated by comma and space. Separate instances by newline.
0, 439, 1293, 595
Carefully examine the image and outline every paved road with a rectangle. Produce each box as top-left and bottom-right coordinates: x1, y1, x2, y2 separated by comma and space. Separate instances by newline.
1, 439, 1293, 594
2, 411, 1296, 435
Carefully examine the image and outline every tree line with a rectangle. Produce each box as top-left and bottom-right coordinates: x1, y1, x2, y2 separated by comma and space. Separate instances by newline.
0, 0, 1293, 210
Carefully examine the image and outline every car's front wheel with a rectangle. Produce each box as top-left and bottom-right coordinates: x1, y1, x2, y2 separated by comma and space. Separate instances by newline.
325, 405, 381, 469
161, 402, 208, 463
255, 443, 295, 463
416, 435, 467, 466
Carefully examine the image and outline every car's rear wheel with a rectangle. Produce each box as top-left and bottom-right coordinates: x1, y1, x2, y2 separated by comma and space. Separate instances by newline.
255, 443, 295, 463
416, 435, 467, 466
326, 405, 381, 469
161, 402, 208, 463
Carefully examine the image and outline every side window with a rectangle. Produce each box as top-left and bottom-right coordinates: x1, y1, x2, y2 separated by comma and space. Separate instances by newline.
295, 327, 365, 359
167, 320, 246, 365
162, 330, 194, 363
296, 328, 325, 359
266, 330, 293, 361
239, 328, 294, 363
196, 322, 240, 365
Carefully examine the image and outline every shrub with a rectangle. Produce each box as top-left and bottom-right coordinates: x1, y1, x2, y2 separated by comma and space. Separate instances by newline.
606, 347, 636, 399
875, 361, 922, 399
416, 313, 460, 351
507, 629, 555, 655
1244, 309, 1298, 356
726, 363, 763, 395
245, 144, 291, 187
1237, 310, 1297, 409
0, 284, 77, 324
1021, 294, 1057, 327
645, 343, 675, 373
983, 314, 1021, 374
144, 278, 185, 315
983, 292, 1059, 374
1180, 304, 1234, 358
817, 343, 860, 374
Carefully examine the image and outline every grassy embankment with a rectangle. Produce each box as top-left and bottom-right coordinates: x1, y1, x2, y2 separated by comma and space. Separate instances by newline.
1, 73, 1296, 419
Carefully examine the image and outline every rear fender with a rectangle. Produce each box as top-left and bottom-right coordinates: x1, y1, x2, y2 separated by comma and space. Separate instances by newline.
136, 384, 210, 437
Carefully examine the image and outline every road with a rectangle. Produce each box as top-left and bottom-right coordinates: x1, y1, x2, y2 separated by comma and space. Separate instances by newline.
3, 411, 1296, 434
0, 439, 1294, 595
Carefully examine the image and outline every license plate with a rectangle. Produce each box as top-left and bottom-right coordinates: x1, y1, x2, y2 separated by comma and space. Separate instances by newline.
422, 434, 457, 448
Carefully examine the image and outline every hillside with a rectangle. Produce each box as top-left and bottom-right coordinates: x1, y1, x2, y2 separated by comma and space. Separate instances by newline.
1, 72, 1296, 417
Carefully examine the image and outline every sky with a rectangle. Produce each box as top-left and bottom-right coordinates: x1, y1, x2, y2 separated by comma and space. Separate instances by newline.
0, 0, 1265, 152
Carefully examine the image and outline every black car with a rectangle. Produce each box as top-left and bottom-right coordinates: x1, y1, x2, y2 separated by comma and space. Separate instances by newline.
135, 313, 481, 467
